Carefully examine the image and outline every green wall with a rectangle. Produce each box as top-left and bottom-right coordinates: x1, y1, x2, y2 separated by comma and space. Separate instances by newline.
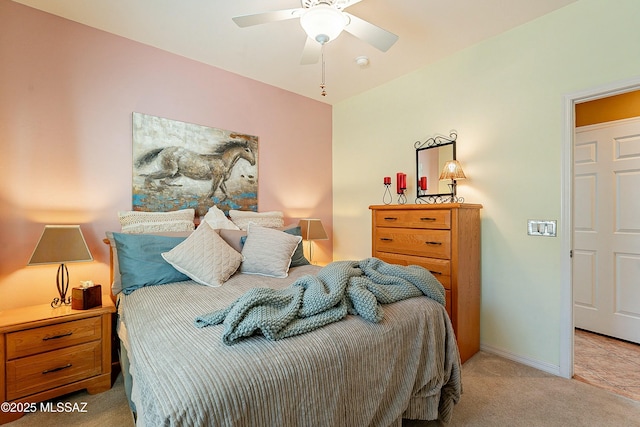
332, 0, 640, 370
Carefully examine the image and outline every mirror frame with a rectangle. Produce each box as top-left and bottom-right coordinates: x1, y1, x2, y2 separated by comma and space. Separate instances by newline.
414, 131, 457, 203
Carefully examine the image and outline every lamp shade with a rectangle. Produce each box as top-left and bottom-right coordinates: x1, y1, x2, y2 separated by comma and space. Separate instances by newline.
300, 4, 348, 44
298, 219, 328, 241
439, 160, 467, 181
28, 225, 93, 265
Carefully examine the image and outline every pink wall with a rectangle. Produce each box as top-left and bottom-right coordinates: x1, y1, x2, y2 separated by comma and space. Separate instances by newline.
0, 2, 333, 310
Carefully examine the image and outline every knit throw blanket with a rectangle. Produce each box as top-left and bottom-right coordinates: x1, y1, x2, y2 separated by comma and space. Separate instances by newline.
194, 258, 445, 345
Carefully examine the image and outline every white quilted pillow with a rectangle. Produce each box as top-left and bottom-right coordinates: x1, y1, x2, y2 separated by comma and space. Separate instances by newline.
203, 205, 239, 230
161, 222, 242, 287
118, 209, 195, 234
229, 210, 284, 230
240, 223, 302, 278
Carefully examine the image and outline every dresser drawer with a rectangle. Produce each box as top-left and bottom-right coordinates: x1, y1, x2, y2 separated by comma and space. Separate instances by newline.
374, 227, 451, 259
5, 341, 102, 400
375, 253, 452, 315
6, 316, 102, 360
376, 252, 451, 289
374, 209, 451, 229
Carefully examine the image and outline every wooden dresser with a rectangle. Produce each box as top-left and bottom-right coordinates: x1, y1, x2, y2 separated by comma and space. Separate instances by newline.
369, 203, 482, 362
0, 299, 114, 424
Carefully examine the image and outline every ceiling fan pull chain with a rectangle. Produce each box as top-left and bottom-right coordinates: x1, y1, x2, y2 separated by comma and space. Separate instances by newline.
320, 46, 327, 97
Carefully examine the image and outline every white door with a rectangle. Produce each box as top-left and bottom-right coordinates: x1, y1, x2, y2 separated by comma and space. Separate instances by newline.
573, 117, 640, 344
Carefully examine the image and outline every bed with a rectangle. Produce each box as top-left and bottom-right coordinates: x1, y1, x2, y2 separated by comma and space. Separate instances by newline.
106, 209, 462, 426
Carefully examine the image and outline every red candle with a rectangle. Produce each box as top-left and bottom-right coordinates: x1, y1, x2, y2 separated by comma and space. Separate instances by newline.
396, 172, 403, 194
384, 176, 391, 185
400, 173, 407, 190
420, 176, 427, 190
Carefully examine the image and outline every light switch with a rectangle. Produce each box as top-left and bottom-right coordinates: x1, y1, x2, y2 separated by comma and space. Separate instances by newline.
527, 220, 557, 237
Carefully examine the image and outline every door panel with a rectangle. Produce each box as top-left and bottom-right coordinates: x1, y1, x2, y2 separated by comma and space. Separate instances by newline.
573, 250, 596, 308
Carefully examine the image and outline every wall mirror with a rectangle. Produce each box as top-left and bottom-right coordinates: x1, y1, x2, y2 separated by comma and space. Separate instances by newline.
415, 131, 457, 203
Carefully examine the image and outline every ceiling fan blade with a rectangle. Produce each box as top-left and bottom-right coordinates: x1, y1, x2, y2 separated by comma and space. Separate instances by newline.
343, 13, 398, 52
337, 0, 363, 9
232, 8, 302, 28
300, 37, 322, 65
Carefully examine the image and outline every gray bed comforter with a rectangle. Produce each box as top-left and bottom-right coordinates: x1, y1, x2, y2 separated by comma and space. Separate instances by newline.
118, 264, 461, 427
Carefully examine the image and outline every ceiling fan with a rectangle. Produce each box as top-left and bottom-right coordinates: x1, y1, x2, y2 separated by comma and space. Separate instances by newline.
232, 0, 399, 65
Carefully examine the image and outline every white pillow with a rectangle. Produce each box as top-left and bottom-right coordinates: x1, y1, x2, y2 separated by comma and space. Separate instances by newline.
240, 224, 302, 278
229, 210, 284, 230
118, 209, 195, 234
161, 222, 242, 287
203, 205, 239, 230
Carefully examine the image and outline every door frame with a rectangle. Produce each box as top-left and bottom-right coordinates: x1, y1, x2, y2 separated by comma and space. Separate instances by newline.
560, 76, 640, 378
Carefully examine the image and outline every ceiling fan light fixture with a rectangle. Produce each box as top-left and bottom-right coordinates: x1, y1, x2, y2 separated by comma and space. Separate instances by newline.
300, 4, 348, 45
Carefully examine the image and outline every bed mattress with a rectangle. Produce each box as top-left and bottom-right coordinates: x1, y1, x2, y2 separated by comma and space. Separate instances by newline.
117, 265, 461, 426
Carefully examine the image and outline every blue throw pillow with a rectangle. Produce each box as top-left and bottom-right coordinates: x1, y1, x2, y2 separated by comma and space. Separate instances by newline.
112, 233, 190, 294
284, 226, 311, 267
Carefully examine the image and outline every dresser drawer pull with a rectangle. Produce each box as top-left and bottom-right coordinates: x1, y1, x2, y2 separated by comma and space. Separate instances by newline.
43, 332, 73, 341
383, 217, 398, 221
429, 270, 442, 275
420, 217, 437, 221
379, 237, 393, 241
42, 363, 72, 375
424, 241, 442, 246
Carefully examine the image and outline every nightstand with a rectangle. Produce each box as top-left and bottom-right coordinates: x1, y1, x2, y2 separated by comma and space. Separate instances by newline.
0, 298, 115, 424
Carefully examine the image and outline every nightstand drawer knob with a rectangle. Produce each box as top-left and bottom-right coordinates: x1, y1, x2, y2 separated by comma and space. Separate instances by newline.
42, 363, 72, 374
429, 270, 442, 275
380, 237, 393, 241
43, 332, 73, 341
420, 217, 437, 221
424, 241, 442, 245
383, 217, 398, 221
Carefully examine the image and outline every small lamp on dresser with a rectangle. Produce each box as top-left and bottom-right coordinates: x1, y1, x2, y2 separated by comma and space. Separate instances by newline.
298, 218, 328, 264
439, 160, 466, 197
28, 225, 93, 308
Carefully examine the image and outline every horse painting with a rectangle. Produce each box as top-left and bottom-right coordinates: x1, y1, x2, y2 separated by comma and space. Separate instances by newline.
135, 140, 256, 201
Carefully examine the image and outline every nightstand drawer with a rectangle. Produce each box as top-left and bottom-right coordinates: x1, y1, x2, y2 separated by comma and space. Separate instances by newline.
374, 209, 451, 229
6, 316, 102, 360
5, 341, 102, 400
374, 227, 451, 259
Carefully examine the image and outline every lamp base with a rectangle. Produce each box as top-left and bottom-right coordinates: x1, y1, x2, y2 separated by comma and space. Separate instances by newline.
51, 263, 72, 308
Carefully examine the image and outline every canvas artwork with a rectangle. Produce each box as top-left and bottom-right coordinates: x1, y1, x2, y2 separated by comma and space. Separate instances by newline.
132, 112, 258, 216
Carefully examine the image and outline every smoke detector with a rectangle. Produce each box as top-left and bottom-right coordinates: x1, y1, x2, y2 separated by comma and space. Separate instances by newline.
355, 56, 369, 67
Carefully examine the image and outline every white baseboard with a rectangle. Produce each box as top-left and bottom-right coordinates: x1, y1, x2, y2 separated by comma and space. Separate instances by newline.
480, 344, 561, 377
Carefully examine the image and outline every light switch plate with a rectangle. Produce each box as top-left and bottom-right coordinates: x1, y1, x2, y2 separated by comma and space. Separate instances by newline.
527, 220, 557, 237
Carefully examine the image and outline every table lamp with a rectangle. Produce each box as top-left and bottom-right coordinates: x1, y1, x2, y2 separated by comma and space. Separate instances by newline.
439, 160, 466, 197
298, 219, 328, 264
28, 225, 93, 308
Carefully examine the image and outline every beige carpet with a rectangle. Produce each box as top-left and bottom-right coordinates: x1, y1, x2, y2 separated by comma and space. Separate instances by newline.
7, 351, 640, 426
6, 374, 134, 427
405, 351, 640, 427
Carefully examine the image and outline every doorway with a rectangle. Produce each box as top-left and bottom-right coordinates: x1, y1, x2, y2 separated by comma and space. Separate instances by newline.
573, 114, 640, 342
560, 78, 640, 379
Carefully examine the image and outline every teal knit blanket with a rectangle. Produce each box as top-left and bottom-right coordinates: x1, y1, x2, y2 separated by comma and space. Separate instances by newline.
194, 258, 445, 345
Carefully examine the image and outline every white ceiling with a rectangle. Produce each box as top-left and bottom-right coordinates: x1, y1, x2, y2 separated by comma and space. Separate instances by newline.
14, 0, 576, 104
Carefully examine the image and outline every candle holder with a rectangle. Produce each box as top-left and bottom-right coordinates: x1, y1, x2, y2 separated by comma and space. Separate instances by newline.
382, 183, 393, 204
395, 172, 407, 204
397, 189, 407, 204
